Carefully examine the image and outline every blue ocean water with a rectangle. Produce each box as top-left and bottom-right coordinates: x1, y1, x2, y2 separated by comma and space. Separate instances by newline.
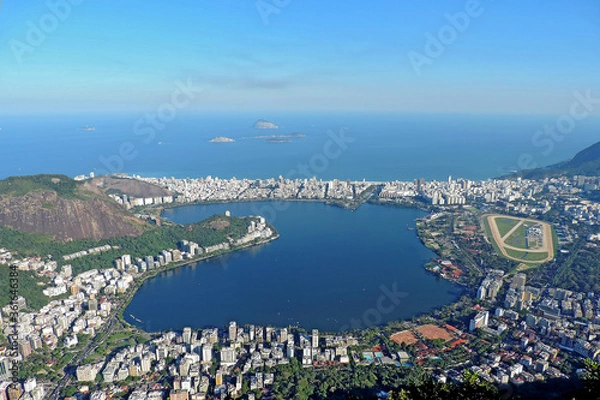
1, 112, 598, 181
124, 202, 462, 332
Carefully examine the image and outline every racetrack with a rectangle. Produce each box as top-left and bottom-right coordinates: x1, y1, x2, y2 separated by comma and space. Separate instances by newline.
485, 214, 554, 264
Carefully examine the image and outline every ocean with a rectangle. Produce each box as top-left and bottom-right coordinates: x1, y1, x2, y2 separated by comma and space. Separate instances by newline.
1, 112, 598, 181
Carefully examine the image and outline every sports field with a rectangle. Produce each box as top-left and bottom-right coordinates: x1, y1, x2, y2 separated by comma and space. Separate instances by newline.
483, 214, 555, 264
390, 330, 419, 345
416, 324, 453, 341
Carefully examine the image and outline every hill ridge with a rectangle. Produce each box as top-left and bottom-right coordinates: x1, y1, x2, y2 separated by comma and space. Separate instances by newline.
0, 175, 146, 241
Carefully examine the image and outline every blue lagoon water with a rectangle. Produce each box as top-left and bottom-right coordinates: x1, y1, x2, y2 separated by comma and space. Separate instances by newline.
124, 202, 462, 332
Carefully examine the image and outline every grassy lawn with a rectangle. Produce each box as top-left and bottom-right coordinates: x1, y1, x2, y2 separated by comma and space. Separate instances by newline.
522, 251, 551, 262
495, 217, 520, 238
505, 248, 548, 263
89, 328, 150, 363
504, 224, 529, 248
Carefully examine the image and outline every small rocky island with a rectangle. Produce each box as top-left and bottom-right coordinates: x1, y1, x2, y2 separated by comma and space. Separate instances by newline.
253, 119, 279, 129
210, 136, 235, 143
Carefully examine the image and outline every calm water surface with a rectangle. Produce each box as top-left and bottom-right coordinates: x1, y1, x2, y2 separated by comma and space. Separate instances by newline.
124, 202, 462, 332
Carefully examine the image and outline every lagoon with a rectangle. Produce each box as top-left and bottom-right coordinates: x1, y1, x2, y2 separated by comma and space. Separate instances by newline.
124, 202, 462, 332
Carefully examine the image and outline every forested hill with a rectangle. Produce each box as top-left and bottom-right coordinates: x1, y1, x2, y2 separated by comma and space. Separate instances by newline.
513, 140, 600, 179
0, 174, 147, 241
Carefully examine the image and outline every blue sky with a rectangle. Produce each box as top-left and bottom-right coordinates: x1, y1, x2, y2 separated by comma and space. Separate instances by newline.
0, 0, 599, 114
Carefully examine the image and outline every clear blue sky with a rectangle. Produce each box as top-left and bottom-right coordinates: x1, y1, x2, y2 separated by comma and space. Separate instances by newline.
0, 0, 598, 114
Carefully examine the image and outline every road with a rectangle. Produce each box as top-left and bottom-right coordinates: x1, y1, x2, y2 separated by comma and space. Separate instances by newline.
47, 286, 138, 399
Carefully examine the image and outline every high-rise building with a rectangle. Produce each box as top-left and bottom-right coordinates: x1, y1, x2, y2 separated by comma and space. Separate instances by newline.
156, 345, 168, 360
201, 345, 212, 364
0, 357, 10, 381
161, 250, 173, 264
141, 357, 152, 373
477, 286, 487, 300
145, 256, 155, 269
121, 254, 132, 267
279, 328, 288, 343
128, 363, 140, 378
88, 298, 98, 311
182, 327, 192, 344
312, 329, 319, 348
76, 365, 97, 382
469, 311, 490, 332
18, 340, 32, 359
220, 347, 236, 366
30, 335, 43, 350
265, 327, 273, 343
172, 249, 183, 261
60, 264, 72, 278
228, 321, 237, 342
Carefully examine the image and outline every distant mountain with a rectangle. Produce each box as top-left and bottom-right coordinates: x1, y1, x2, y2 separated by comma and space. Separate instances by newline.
0, 174, 147, 241
513, 140, 600, 179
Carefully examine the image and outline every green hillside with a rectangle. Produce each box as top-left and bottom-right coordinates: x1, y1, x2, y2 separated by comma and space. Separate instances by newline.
513, 140, 600, 179
0, 174, 83, 199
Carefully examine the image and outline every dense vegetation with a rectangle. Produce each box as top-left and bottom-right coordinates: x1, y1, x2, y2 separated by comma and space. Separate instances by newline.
0, 267, 50, 311
0, 214, 260, 310
263, 360, 600, 399
0, 174, 83, 199
549, 242, 600, 293
266, 359, 423, 399
512, 140, 600, 179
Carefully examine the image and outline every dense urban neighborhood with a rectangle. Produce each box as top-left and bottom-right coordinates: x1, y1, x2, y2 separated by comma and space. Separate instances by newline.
1, 172, 600, 399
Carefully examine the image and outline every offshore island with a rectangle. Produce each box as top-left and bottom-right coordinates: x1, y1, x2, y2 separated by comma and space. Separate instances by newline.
1, 140, 600, 399
209, 137, 235, 143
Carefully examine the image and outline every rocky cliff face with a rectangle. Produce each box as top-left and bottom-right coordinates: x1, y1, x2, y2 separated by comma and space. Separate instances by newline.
0, 182, 146, 241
